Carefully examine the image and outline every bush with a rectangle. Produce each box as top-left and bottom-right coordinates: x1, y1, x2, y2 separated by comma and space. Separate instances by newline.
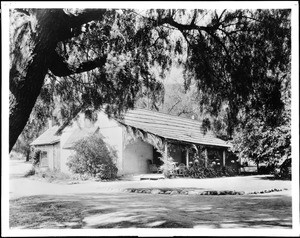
9, 151, 25, 160
32, 149, 41, 167
24, 167, 36, 177
66, 134, 118, 180
157, 149, 175, 178
186, 165, 239, 179
34, 168, 72, 182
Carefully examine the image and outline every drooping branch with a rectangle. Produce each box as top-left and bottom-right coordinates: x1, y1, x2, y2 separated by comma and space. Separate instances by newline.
55, 104, 87, 135
154, 16, 210, 32
48, 51, 107, 77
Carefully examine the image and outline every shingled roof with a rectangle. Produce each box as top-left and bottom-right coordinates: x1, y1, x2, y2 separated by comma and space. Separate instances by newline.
117, 109, 230, 148
31, 109, 230, 148
30, 126, 60, 146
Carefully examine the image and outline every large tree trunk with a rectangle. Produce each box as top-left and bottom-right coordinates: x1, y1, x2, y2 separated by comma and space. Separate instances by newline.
10, 9, 69, 151
9, 9, 107, 152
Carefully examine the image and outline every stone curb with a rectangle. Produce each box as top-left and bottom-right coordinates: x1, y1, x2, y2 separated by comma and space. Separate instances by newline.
124, 188, 289, 195
124, 188, 245, 195
247, 188, 288, 194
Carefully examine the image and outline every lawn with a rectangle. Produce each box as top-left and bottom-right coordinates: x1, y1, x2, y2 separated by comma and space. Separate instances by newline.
10, 192, 292, 229
8, 160, 293, 230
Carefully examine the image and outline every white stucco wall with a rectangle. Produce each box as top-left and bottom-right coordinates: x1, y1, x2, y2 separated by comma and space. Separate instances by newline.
123, 138, 153, 175
60, 149, 75, 173
34, 144, 54, 170
93, 111, 124, 174
59, 120, 82, 174
47, 110, 157, 175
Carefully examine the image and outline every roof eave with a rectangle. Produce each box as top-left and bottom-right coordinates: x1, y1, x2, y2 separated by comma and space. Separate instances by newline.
30, 139, 60, 147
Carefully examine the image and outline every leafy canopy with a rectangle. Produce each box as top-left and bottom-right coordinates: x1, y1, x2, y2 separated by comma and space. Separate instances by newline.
46, 9, 290, 132
15, 9, 291, 165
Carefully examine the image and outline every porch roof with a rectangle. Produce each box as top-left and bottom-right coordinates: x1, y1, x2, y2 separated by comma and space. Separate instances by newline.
117, 109, 231, 148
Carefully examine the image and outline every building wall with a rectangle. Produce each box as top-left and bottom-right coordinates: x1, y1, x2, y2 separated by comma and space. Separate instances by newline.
59, 121, 81, 173
35, 144, 54, 170
93, 111, 124, 174
60, 149, 75, 173
58, 113, 99, 173
39, 111, 156, 175
123, 138, 153, 175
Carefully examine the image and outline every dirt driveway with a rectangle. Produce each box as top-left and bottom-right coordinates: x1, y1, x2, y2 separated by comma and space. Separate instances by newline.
9, 160, 291, 199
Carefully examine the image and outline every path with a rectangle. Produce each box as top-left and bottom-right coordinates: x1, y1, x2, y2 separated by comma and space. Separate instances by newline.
9, 160, 291, 199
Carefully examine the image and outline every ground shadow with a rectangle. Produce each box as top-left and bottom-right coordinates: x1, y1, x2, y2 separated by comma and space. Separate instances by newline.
10, 192, 292, 229
257, 175, 291, 181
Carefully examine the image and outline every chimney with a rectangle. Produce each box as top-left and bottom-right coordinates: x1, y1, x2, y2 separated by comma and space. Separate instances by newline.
48, 118, 52, 128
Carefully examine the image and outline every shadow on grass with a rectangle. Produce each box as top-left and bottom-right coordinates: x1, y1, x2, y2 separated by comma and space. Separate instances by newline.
256, 175, 291, 181
10, 193, 292, 229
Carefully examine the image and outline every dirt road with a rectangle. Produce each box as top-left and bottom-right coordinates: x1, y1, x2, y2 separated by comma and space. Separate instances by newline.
9, 160, 292, 199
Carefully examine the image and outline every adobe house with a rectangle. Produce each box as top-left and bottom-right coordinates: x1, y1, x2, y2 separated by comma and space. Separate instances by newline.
30, 108, 232, 175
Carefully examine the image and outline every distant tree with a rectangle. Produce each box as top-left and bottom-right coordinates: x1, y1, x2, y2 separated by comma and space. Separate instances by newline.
231, 71, 291, 169
232, 116, 291, 171
159, 83, 203, 119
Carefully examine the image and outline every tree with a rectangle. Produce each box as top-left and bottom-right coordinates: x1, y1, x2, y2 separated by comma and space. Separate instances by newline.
9, 8, 291, 153
10, 9, 106, 151
9, 8, 168, 151
231, 73, 291, 169
11, 96, 53, 161
159, 83, 201, 118
232, 116, 291, 171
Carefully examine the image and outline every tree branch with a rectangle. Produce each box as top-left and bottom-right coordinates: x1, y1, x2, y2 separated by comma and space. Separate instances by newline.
63, 8, 109, 29
168, 99, 182, 113
154, 16, 209, 32
48, 51, 107, 77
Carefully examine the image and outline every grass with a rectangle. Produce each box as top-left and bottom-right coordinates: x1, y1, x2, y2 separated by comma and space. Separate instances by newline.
24, 168, 75, 184
26, 167, 119, 184
10, 196, 83, 229
9, 151, 25, 160
10, 193, 292, 229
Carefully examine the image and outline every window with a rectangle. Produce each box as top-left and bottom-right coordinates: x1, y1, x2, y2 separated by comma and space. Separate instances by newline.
40, 151, 48, 167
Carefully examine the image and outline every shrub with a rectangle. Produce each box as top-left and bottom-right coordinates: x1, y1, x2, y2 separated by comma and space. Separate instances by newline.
186, 165, 239, 179
157, 149, 175, 178
9, 151, 25, 160
24, 167, 36, 177
34, 168, 72, 182
32, 149, 41, 167
66, 134, 118, 180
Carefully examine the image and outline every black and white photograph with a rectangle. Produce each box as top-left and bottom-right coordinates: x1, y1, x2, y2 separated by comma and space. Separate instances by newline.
2, 1, 299, 237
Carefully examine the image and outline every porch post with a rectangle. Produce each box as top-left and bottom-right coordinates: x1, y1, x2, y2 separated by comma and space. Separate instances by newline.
186, 148, 189, 168
204, 148, 208, 168
164, 141, 168, 159
223, 150, 226, 167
